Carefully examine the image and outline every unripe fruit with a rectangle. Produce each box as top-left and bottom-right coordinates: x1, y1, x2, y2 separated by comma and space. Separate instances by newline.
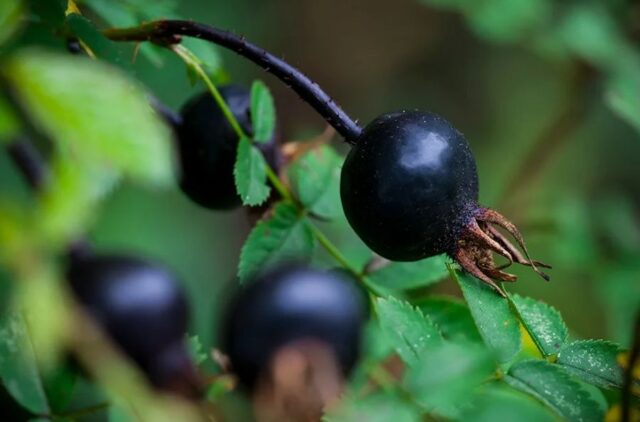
67, 254, 199, 393
177, 84, 280, 210
341, 111, 550, 295
221, 266, 368, 391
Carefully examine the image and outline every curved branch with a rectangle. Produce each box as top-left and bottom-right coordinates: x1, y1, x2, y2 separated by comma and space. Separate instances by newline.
103, 20, 363, 143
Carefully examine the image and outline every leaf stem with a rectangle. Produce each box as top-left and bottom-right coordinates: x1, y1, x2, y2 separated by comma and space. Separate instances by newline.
170, 44, 247, 139
171, 43, 379, 295
104, 20, 363, 143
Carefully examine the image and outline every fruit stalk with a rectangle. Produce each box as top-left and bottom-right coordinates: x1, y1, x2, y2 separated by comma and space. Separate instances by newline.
103, 20, 363, 143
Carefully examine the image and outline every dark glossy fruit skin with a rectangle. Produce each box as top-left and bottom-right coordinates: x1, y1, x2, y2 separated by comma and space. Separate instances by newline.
177, 84, 279, 210
67, 255, 189, 374
221, 266, 368, 391
340, 111, 479, 261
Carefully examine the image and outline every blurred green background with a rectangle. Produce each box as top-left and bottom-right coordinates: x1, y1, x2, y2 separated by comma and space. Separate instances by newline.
1, 0, 639, 353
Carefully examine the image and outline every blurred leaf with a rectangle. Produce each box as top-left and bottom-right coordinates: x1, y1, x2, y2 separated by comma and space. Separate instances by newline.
466, 0, 551, 43
249, 81, 276, 144
42, 365, 76, 413
375, 297, 442, 366
462, 384, 556, 422
0, 310, 49, 414
404, 341, 494, 416
505, 360, 606, 421
511, 294, 568, 357
238, 202, 315, 282
0, 0, 24, 45
360, 320, 395, 361
325, 393, 421, 422
453, 270, 521, 362
234, 136, 271, 206
606, 70, 640, 136
181, 38, 224, 82
289, 145, 342, 219
368, 255, 448, 291
0, 96, 20, 143
597, 264, 640, 347
4, 49, 174, 186
557, 4, 631, 70
38, 157, 117, 246
65, 14, 129, 67
556, 340, 624, 390
417, 296, 482, 343
82, 0, 137, 27
187, 335, 206, 366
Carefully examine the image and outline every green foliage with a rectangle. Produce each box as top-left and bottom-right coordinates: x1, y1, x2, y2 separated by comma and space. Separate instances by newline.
325, 393, 421, 422
288, 145, 342, 219
374, 297, 442, 366
0, 0, 24, 46
367, 255, 448, 291
187, 335, 207, 366
511, 294, 568, 357
505, 360, 606, 421
3, 49, 175, 186
453, 270, 521, 362
556, 340, 624, 390
234, 136, 271, 206
0, 1, 635, 420
249, 80, 276, 143
403, 341, 495, 417
417, 296, 482, 343
0, 310, 49, 414
238, 202, 315, 281
461, 385, 556, 422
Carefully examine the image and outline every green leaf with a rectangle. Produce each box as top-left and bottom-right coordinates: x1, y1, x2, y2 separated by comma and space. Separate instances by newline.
325, 393, 421, 422
234, 136, 271, 206
289, 145, 342, 219
0, 96, 20, 143
510, 294, 568, 357
606, 70, 640, 136
404, 341, 495, 416
417, 296, 482, 343
368, 255, 448, 291
453, 270, 521, 362
4, 49, 174, 186
0, 0, 24, 45
374, 297, 442, 366
43, 365, 76, 412
188, 335, 207, 366
238, 202, 315, 282
461, 384, 556, 422
0, 310, 49, 414
505, 360, 606, 421
250, 80, 276, 143
37, 156, 117, 245
65, 14, 129, 68
466, 0, 552, 43
556, 340, 624, 390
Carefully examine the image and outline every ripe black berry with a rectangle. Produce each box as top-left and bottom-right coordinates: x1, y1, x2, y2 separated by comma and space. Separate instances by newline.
177, 84, 280, 210
341, 111, 550, 295
221, 266, 368, 391
67, 254, 199, 394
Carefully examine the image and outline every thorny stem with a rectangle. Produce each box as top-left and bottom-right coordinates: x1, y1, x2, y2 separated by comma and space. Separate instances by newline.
103, 20, 363, 143
170, 43, 380, 296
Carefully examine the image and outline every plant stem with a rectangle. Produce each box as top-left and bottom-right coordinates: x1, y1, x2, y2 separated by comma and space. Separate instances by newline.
104, 20, 363, 143
171, 44, 247, 139
170, 43, 379, 295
